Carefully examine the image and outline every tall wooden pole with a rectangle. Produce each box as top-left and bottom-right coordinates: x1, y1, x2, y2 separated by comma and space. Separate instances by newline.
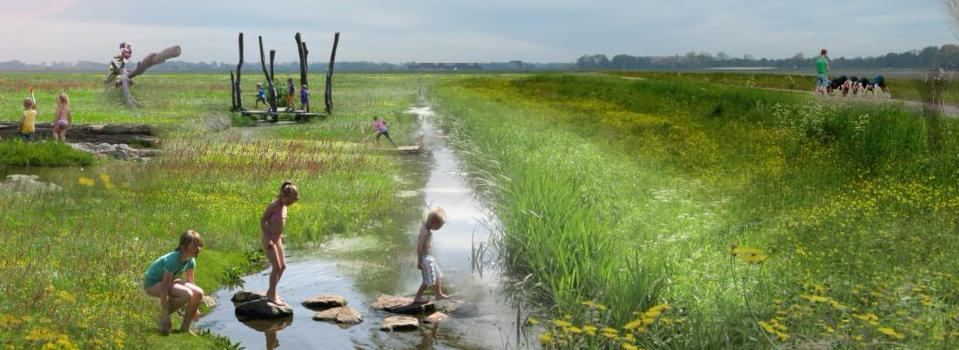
235, 33, 244, 111
230, 70, 237, 111
269, 49, 277, 117
258, 36, 278, 119
325, 32, 339, 114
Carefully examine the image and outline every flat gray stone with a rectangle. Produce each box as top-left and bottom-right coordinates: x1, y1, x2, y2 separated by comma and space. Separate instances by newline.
231, 291, 266, 303
312, 306, 362, 325
235, 299, 293, 321
372, 294, 435, 315
379, 316, 419, 331
301, 294, 347, 311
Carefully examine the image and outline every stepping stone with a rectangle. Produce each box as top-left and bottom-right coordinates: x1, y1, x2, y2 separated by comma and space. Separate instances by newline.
372, 294, 436, 315
379, 316, 419, 332
302, 294, 347, 310
202, 296, 217, 309
231, 291, 266, 303
436, 298, 479, 318
235, 299, 293, 321
312, 306, 363, 325
423, 312, 448, 324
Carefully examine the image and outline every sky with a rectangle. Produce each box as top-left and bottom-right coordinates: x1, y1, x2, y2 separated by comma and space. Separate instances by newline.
0, 0, 956, 64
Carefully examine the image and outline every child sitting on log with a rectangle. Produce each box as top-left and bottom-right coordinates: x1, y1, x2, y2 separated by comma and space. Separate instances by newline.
142, 230, 204, 335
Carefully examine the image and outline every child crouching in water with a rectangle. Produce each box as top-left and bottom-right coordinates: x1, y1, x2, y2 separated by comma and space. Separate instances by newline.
413, 207, 449, 303
261, 181, 299, 305
143, 230, 204, 335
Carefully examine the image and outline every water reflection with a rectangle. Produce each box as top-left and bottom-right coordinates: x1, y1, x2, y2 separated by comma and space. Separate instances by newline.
241, 318, 293, 350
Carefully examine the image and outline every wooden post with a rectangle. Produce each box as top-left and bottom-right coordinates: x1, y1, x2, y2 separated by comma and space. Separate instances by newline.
258, 36, 277, 119
269, 49, 277, 117
235, 33, 244, 111
325, 32, 340, 114
230, 70, 237, 111
295, 33, 310, 113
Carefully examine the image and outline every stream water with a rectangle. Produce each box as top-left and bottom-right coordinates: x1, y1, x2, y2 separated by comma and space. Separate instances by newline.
198, 104, 527, 349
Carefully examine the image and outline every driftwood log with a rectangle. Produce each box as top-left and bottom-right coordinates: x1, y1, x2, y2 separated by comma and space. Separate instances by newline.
0, 122, 158, 146
325, 32, 340, 114
108, 46, 181, 108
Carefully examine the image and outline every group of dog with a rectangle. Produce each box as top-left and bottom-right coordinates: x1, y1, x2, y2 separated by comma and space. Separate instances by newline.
825, 75, 891, 97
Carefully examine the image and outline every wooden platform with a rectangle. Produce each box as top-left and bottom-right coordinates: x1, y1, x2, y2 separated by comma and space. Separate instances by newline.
239, 109, 326, 124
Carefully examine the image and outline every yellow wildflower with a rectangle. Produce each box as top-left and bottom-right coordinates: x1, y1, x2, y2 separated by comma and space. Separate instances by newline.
77, 176, 95, 187
538, 332, 552, 345
622, 343, 640, 350
526, 317, 539, 326
878, 327, 904, 340
99, 174, 114, 189
566, 326, 583, 334
552, 319, 571, 328
624, 319, 642, 330
583, 325, 597, 336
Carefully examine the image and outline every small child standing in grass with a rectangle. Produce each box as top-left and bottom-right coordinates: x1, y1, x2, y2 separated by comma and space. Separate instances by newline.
19, 88, 37, 142
261, 181, 299, 306
413, 207, 449, 303
52, 93, 72, 142
372, 116, 397, 147
286, 78, 296, 111
143, 230, 205, 335
299, 84, 309, 112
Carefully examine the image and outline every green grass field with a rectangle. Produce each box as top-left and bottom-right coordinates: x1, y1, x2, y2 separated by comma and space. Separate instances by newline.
432, 73, 959, 348
2, 71, 958, 349
0, 73, 428, 349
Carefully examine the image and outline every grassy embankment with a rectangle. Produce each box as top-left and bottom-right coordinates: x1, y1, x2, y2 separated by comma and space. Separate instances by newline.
432, 74, 959, 348
611, 71, 959, 105
0, 73, 427, 349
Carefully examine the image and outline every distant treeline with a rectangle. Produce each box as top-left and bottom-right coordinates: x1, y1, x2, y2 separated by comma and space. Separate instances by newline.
577, 44, 959, 70
0, 60, 573, 73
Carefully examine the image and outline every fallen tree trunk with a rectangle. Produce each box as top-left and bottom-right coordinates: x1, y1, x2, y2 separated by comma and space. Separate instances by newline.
111, 45, 182, 108
0, 122, 158, 146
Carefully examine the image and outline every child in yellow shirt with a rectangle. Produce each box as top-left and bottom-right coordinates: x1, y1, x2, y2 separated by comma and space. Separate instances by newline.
19, 92, 37, 142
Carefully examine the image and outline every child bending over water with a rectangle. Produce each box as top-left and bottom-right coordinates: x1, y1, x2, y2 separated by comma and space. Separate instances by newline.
143, 230, 204, 335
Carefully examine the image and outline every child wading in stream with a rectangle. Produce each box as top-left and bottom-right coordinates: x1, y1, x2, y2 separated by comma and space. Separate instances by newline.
142, 230, 204, 335
413, 207, 449, 303
261, 181, 299, 306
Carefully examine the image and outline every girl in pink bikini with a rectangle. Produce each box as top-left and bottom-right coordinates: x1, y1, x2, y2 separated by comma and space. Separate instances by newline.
260, 181, 299, 305
52, 93, 71, 142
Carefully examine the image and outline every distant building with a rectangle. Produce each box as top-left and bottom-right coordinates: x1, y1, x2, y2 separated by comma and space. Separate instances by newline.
407, 63, 482, 71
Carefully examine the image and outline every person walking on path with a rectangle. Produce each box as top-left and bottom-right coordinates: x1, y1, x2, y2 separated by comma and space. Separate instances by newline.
815, 49, 830, 96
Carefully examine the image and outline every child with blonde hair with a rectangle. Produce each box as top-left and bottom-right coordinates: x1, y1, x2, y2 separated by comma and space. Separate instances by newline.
19, 88, 37, 142
52, 93, 72, 141
143, 230, 204, 335
413, 207, 449, 303
261, 181, 299, 305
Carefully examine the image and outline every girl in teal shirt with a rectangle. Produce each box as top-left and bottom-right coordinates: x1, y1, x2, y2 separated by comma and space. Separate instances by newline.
143, 230, 204, 335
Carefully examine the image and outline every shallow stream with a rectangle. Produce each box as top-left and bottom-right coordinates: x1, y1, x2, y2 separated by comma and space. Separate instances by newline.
198, 105, 527, 349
